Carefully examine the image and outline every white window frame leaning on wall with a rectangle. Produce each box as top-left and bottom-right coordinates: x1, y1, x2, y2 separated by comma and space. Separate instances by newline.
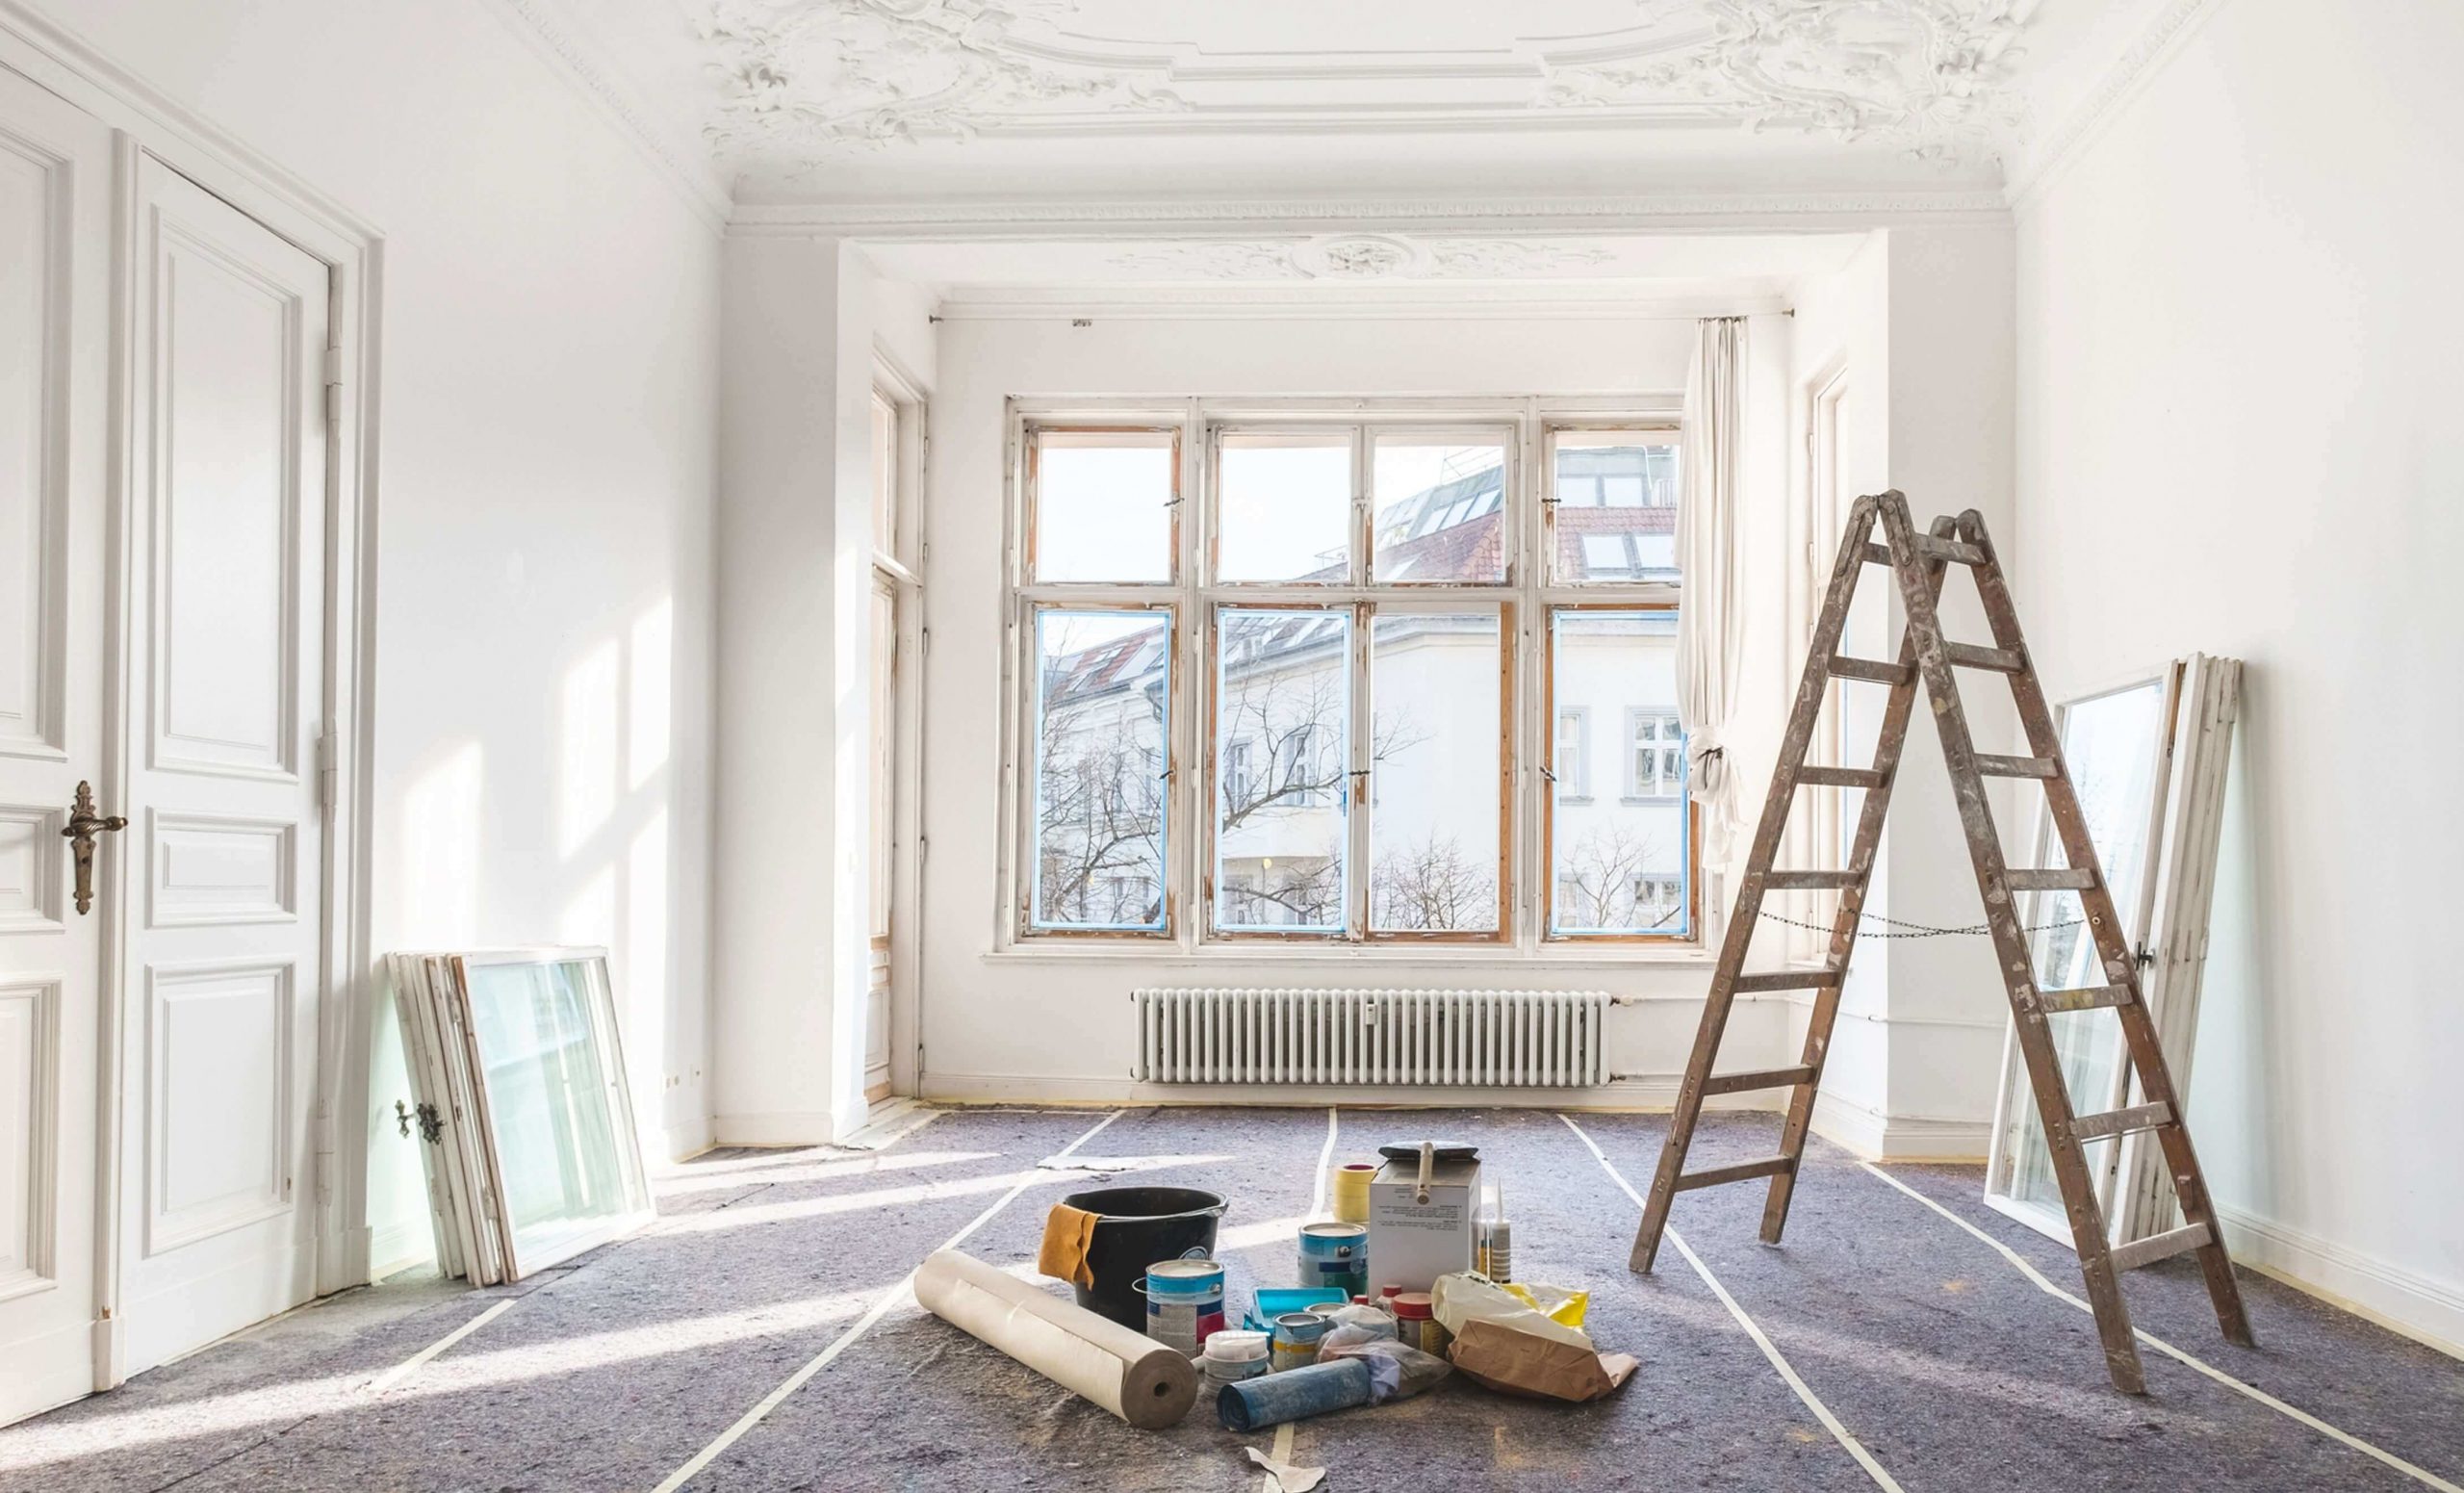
996, 397, 1698, 956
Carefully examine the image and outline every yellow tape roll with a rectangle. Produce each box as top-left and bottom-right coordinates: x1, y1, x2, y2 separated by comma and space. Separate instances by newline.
1329, 1161, 1376, 1223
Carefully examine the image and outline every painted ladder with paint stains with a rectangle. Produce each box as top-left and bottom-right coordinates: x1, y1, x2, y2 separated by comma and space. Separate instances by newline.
1627, 490, 2254, 1395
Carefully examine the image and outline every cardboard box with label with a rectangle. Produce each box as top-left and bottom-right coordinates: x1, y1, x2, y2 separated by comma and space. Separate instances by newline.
1366, 1155, 1485, 1293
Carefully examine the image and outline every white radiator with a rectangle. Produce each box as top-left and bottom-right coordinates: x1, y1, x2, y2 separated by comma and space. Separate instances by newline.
1131, 989, 1609, 1087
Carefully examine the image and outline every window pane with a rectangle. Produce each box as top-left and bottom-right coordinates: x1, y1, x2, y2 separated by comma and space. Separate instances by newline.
1034, 429, 1175, 583
870, 393, 897, 556
1373, 437, 1506, 582
1551, 609, 1689, 936
1219, 433, 1350, 582
1553, 432, 1681, 584
1031, 609, 1169, 930
1370, 611, 1501, 933
1216, 607, 1349, 932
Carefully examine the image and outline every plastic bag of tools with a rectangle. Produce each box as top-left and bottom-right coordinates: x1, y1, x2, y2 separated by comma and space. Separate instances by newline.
1431, 1273, 1637, 1403
1314, 1304, 1451, 1403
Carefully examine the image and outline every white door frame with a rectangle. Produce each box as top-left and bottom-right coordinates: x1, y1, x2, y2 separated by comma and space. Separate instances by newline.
0, 2, 384, 1377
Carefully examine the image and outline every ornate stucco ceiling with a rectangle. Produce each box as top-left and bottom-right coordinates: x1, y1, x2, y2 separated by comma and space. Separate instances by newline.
501, 0, 2212, 227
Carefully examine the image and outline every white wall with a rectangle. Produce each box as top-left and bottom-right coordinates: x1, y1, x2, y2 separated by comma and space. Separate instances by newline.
2014, 0, 2464, 1349
709, 242, 935, 1145
1781, 226, 2016, 1160
41, 0, 725, 1272
917, 311, 1811, 1105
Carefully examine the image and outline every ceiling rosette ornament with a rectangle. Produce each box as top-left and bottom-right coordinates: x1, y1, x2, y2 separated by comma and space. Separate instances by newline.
1541, 0, 2032, 165
696, 0, 1185, 155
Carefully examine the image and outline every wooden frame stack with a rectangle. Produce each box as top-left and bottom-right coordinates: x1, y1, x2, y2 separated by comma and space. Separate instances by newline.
389, 948, 654, 1285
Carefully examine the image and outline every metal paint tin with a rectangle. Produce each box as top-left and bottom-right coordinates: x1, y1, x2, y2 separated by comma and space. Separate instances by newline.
1297, 1222, 1370, 1300
1142, 1258, 1227, 1355
1270, 1311, 1329, 1372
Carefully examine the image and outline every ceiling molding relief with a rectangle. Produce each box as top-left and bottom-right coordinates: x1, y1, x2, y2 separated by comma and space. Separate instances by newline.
934, 283, 1797, 322
1537, 0, 2035, 165
695, 0, 1186, 158
731, 189, 2012, 239
2003, 0, 2226, 205
1100, 235, 1624, 281
475, 0, 732, 227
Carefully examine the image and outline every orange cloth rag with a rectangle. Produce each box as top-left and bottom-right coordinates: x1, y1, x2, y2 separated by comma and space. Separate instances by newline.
1038, 1203, 1100, 1289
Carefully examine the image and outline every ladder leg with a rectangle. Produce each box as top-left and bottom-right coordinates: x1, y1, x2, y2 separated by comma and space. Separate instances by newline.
1957, 511, 2255, 1351
1630, 498, 1884, 1273
1759, 515, 1956, 1243
1882, 496, 2149, 1394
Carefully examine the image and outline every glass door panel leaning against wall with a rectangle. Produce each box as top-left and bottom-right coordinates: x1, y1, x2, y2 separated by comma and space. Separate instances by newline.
1029, 608, 1173, 933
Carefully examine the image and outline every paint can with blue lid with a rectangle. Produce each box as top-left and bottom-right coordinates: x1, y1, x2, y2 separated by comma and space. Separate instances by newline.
1297, 1222, 1369, 1300
1141, 1256, 1226, 1356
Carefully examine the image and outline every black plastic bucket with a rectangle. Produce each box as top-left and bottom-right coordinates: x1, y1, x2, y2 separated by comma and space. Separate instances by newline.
1060, 1185, 1228, 1331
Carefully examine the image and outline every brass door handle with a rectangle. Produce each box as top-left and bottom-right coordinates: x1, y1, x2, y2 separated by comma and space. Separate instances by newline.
62, 781, 126, 915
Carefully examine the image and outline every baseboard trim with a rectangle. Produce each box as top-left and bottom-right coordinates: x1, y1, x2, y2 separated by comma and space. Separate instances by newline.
2215, 1203, 2464, 1362
918, 1071, 1784, 1114
710, 1110, 837, 1147
1809, 1091, 1990, 1163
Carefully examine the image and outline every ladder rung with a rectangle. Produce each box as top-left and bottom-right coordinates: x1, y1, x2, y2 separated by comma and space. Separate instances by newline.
1730, 969, 1841, 992
1828, 655, 1913, 684
1975, 754, 2059, 779
2005, 867, 2096, 891
2037, 984, 2132, 1013
2107, 1223, 2213, 1274
1702, 1066, 1817, 1097
1675, 1155, 1796, 1192
1796, 765, 1885, 788
2072, 1100, 2173, 1143
1861, 542, 1893, 566
1944, 642, 2024, 673
1760, 869, 1861, 890
1914, 535, 1987, 565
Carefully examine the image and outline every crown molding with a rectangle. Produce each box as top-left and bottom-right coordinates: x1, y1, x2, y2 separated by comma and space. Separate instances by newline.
475, 0, 733, 233
730, 189, 2011, 241
2001, 0, 2237, 210
933, 282, 1796, 322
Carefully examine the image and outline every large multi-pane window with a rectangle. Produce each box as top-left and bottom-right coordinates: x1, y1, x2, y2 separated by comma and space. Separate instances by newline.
1014, 409, 1689, 946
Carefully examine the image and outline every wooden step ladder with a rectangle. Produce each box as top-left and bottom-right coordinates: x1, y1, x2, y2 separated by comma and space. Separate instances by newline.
1629, 490, 2253, 1394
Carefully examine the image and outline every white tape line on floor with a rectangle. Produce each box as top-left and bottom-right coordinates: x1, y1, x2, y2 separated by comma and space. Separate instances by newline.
649, 1108, 1127, 1493
1860, 1160, 2463, 1493
1558, 1115, 1905, 1493
365, 1300, 516, 1397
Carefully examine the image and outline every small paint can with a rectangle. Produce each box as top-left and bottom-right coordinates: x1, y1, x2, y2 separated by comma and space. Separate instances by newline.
1391, 1292, 1450, 1357
1328, 1162, 1377, 1223
1297, 1222, 1370, 1300
1200, 1328, 1270, 1384
1142, 1258, 1227, 1356
1270, 1311, 1328, 1372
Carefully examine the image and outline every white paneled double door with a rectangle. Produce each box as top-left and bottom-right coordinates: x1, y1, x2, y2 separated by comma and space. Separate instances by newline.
1, 66, 333, 1421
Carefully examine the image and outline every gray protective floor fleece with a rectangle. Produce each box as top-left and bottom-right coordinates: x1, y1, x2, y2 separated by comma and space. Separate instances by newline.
3, 1106, 2459, 1493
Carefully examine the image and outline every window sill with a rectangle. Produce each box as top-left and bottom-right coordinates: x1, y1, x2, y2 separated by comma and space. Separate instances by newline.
1618, 794, 1681, 807
988, 940, 1711, 967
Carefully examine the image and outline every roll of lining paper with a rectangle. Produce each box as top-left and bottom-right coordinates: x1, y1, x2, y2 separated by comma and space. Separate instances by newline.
913, 1248, 1198, 1429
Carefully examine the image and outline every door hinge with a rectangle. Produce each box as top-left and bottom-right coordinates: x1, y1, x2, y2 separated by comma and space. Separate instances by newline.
316, 730, 338, 810
322, 345, 344, 426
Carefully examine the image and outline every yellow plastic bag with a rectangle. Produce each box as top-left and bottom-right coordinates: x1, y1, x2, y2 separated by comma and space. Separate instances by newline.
1498, 1280, 1588, 1329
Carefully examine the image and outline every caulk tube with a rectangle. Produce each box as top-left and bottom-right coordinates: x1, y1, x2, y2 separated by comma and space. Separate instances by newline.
1215, 1358, 1374, 1430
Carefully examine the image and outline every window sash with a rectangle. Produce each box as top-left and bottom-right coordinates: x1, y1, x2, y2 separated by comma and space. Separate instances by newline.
1544, 605, 1694, 941
1022, 603, 1177, 938
1009, 400, 1696, 951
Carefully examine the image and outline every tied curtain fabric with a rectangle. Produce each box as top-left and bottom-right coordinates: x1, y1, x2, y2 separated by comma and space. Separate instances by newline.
1677, 316, 1745, 871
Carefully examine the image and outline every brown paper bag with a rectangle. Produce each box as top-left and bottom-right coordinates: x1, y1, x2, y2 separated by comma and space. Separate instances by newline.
1447, 1317, 1639, 1403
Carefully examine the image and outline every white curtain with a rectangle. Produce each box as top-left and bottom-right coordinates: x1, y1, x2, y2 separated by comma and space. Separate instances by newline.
1677, 316, 1746, 871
